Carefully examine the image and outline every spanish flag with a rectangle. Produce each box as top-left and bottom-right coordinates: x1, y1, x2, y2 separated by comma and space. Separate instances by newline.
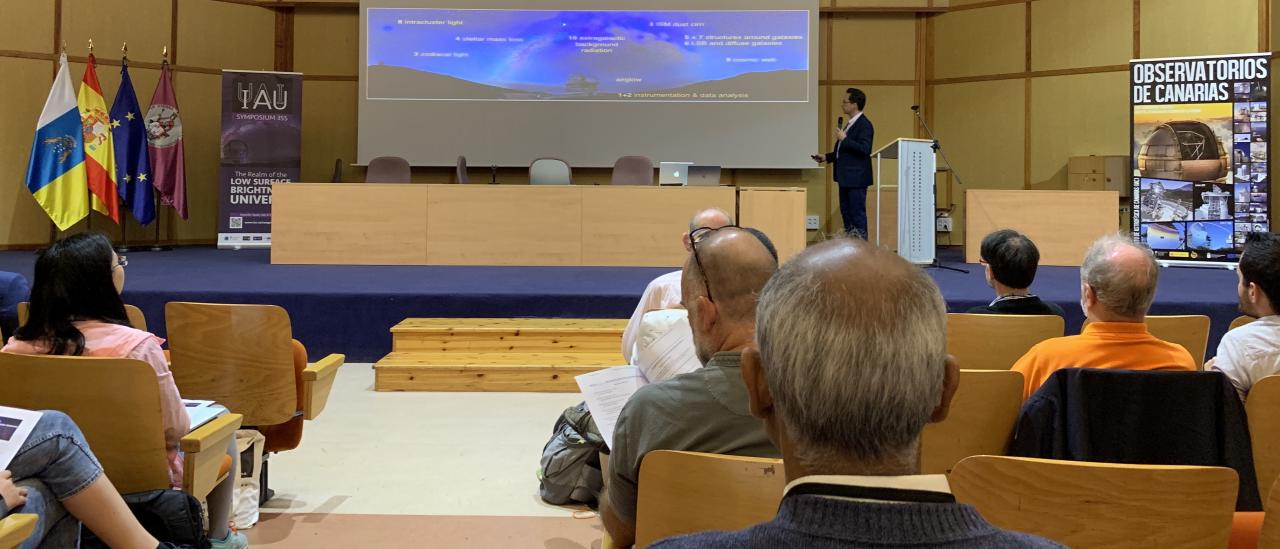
78, 53, 120, 223
26, 52, 89, 231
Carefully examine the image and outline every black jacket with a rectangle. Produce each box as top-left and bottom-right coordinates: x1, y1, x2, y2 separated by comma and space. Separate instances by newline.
825, 114, 874, 189
965, 295, 1065, 317
1009, 368, 1261, 511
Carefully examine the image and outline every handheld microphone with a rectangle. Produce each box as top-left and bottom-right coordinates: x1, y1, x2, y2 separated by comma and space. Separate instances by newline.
837, 116, 844, 129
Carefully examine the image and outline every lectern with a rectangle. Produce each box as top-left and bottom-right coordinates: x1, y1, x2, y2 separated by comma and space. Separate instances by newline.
872, 138, 937, 265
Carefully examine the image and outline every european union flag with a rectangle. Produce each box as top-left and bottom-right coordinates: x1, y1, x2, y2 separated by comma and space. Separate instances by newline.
110, 59, 155, 225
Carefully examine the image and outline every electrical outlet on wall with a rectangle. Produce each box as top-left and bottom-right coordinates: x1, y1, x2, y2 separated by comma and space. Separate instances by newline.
936, 213, 953, 233
805, 215, 820, 230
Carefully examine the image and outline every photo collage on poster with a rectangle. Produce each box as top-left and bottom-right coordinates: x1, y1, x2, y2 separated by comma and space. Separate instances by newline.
1132, 55, 1270, 262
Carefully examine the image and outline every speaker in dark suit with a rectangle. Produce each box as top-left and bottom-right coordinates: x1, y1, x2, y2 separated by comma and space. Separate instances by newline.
812, 88, 874, 238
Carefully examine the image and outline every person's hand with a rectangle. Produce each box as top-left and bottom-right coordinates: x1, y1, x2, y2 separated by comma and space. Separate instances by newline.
811, 154, 825, 164
0, 471, 27, 511
835, 129, 847, 141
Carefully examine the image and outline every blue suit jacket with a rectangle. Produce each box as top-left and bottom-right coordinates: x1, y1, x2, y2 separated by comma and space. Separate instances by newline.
824, 114, 874, 188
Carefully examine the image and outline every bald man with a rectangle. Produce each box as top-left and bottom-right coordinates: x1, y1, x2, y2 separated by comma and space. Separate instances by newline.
1012, 234, 1195, 399
620, 207, 735, 359
601, 227, 780, 547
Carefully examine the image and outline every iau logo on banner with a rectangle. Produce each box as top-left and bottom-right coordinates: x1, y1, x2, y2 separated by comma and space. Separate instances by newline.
236, 82, 290, 112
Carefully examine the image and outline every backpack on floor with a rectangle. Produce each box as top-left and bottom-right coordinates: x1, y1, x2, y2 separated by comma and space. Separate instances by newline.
80, 489, 210, 549
538, 401, 607, 506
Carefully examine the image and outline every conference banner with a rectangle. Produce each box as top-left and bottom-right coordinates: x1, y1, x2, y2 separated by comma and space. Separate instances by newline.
218, 70, 302, 249
1131, 53, 1270, 266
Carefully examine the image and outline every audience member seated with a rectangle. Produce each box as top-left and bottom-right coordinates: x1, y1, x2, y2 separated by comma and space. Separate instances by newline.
621, 207, 734, 360
1, 411, 178, 549
601, 226, 780, 547
966, 229, 1064, 317
1209, 232, 1280, 400
651, 238, 1061, 548
0, 271, 29, 342
1012, 234, 1195, 399
0, 233, 245, 549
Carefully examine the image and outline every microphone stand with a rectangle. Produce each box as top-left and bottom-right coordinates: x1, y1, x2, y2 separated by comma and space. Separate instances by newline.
911, 105, 968, 274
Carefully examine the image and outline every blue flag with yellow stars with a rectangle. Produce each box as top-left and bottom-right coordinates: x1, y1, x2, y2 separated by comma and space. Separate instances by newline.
110, 58, 155, 225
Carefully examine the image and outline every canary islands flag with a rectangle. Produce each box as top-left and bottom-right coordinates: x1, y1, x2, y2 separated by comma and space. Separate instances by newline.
78, 53, 120, 223
26, 52, 89, 231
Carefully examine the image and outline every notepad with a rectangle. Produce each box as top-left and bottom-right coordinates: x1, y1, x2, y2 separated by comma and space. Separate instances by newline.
0, 407, 43, 470
183, 400, 228, 431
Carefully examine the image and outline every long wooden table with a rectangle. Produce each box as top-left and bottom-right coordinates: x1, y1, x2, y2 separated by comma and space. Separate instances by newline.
271, 183, 805, 267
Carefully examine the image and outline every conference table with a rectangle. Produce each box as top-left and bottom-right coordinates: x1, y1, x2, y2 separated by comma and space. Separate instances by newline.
271, 183, 805, 267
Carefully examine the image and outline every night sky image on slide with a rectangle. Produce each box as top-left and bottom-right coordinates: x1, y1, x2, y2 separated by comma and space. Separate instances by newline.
366, 9, 809, 102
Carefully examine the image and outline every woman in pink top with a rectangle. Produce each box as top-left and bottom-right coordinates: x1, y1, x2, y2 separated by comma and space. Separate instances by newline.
2, 233, 245, 549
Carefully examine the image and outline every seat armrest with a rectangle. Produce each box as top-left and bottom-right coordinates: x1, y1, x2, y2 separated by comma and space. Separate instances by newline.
302, 354, 344, 420
0, 514, 38, 549
179, 413, 243, 499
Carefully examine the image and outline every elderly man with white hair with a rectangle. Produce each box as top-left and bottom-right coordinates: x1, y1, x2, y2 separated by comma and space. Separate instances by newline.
1012, 234, 1195, 399
651, 238, 1061, 548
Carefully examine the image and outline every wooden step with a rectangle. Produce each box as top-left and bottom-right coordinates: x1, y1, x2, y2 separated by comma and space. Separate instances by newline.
374, 351, 625, 392
390, 318, 627, 353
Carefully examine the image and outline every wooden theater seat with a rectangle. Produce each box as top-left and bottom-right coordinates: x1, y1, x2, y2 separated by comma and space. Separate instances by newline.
0, 353, 242, 500
0, 514, 37, 549
1247, 376, 1280, 507
166, 302, 343, 454
634, 450, 785, 548
946, 313, 1064, 370
1146, 314, 1212, 369
921, 370, 1023, 474
950, 455, 1238, 548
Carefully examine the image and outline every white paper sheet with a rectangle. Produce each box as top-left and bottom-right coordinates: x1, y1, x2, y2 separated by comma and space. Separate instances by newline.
183, 400, 228, 431
635, 316, 700, 383
575, 366, 648, 450
0, 407, 43, 470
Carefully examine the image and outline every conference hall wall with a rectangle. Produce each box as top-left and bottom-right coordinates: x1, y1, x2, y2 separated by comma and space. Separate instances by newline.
0, 0, 924, 247
928, 0, 1271, 243
0, 0, 278, 247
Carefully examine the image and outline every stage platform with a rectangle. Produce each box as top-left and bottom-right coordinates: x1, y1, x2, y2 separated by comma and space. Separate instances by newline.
0, 247, 1244, 363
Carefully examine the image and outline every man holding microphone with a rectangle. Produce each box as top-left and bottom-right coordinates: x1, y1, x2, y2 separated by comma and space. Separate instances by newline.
812, 88, 874, 239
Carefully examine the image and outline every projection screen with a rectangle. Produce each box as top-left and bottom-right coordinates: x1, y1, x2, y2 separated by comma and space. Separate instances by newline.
358, 0, 819, 168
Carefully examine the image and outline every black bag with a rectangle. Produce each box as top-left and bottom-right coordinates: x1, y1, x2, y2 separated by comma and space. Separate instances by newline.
80, 489, 210, 549
538, 402, 608, 506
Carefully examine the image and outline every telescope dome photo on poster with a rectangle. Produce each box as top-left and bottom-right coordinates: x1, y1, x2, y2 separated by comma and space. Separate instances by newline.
1134, 104, 1233, 182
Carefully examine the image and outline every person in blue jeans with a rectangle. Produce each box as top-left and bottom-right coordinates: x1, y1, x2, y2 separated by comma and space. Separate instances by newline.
0, 410, 172, 549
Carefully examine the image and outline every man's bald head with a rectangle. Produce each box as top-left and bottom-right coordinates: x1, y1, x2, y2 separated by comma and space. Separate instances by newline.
688, 208, 734, 233
684, 228, 778, 323
754, 238, 948, 463
1080, 234, 1160, 320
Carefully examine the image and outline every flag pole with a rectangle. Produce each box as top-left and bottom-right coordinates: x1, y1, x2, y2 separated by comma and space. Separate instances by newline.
150, 45, 172, 252
117, 42, 134, 253
85, 39, 94, 236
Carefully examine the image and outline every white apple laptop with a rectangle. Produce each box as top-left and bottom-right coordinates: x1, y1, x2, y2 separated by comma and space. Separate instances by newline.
659, 162, 693, 186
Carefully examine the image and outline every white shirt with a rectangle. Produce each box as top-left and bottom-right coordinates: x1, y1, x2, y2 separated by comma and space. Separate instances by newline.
836, 112, 863, 159
621, 270, 683, 357
1211, 315, 1280, 400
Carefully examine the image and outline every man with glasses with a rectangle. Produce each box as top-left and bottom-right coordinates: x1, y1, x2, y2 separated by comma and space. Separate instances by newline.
620, 208, 734, 359
812, 87, 874, 238
967, 229, 1064, 317
601, 226, 780, 547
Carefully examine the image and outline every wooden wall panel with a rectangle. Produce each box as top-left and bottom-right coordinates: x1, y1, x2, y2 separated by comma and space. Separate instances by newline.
829, 14, 916, 81
178, 1, 275, 71
1029, 72, 1130, 189
931, 79, 1026, 243
0, 58, 57, 246
60, 0, 171, 66
931, 3, 1025, 79
294, 9, 357, 76
0, 0, 54, 52
166, 72, 221, 241
1141, 0, 1259, 59
300, 81, 357, 183
1030, 0, 1131, 71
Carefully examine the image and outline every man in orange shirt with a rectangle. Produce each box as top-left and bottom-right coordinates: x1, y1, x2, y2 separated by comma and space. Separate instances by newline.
1012, 234, 1196, 399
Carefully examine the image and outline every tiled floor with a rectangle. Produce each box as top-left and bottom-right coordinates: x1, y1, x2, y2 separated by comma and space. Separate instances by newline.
244, 364, 600, 548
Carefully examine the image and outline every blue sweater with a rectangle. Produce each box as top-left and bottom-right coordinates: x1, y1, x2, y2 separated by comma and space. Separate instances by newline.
649, 495, 1063, 548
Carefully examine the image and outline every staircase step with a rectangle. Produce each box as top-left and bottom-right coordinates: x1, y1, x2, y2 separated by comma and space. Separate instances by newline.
373, 351, 624, 392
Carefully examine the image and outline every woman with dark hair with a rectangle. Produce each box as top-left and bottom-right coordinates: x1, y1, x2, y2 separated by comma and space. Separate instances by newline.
2, 233, 245, 549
